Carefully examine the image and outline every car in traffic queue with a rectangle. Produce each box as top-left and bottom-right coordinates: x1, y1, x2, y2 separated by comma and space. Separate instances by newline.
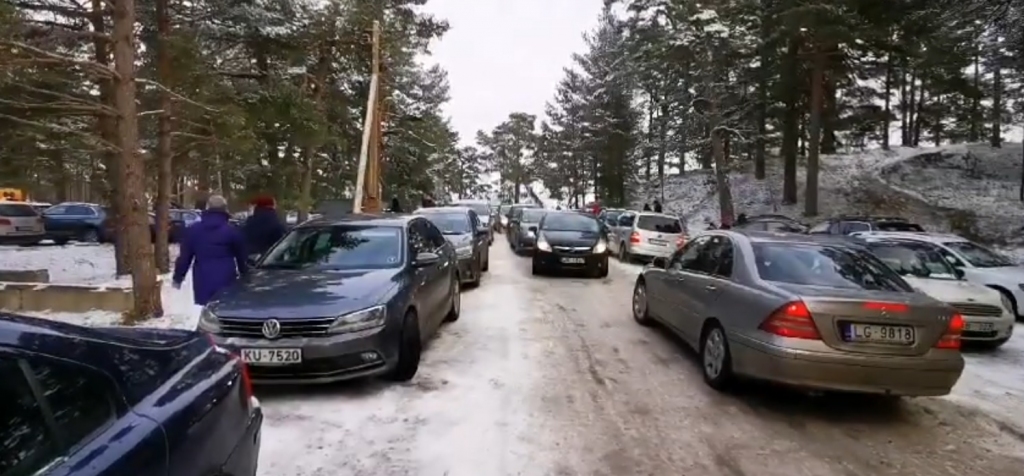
509, 208, 548, 254
531, 211, 610, 278
734, 214, 809, 233
850, 231, 1024, 320
0, 312, 263, 476
808, 215, 925, 235
596, 208, 627, 231
496, 203, 512, 232
39, 202, 108, 244
415, 206, 491, 287
607, 211, 687, 263
0, 201, 45, 246
502, 203, 540, 241
197, 214, 461, 384
451, 199, 496, 244
631, 230, 965, 397
854, 236, 1014, 348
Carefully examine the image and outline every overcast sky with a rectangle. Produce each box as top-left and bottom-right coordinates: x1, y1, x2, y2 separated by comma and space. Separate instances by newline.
423, 0, 603, 146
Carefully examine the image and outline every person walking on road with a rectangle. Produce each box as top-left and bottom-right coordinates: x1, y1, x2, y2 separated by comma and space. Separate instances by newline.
643, 202, 652, 211
390, 197, 403, 213
242, 195, 287, 257
173, 194, 248, 306
421, 194, 436, 208
653, 199, 663, 213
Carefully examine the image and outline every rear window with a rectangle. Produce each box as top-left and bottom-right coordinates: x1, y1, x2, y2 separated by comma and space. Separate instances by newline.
260, 225, 403, 270
637, 215, 682, 233
866, 242, 958, 279
752, 242, 911, 292
0, 204, 38, 217
875, 221, 923, 232
454, 202, 490, 216
521, 209, 546, 222
541, 213, 600, 232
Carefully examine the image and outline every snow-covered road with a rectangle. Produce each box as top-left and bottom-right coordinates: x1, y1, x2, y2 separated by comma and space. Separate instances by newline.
254, 244, 1023, 476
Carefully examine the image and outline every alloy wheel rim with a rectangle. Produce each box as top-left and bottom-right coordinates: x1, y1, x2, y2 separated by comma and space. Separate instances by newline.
704, 329, 725, 379
633, 285, 646, 318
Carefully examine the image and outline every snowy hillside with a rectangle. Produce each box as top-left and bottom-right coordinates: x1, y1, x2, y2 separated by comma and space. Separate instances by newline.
634, 143, 1024, 244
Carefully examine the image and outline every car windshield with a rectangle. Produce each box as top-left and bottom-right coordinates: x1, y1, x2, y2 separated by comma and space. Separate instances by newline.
0, 204, 38, 217
761, 220, 807, 233
637, 215, 682, 233
866, 242, 958, 280
542, 213, 600, 232
455, 202, 491, 216
875, 221, 924, 232
943, 241, 1014, 268
422, 213, 472, 235
752, 243, 912, 292
604, 211, 623, 222
521, 209, 546, 222
499, 205, 511, 215
260, 225, 403, 270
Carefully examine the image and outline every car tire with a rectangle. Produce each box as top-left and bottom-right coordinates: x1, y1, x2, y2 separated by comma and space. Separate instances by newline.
482, 253, 490, 272
632, 279, 653, 326
82, 228, 100, 243
444, 278, 461, 322
597, 258, 609, 278
531, 259, 543, 276
619, 243, 630, 262
700, 322, 735, 391
53, 238, 69, 246
386, 311, 421, 382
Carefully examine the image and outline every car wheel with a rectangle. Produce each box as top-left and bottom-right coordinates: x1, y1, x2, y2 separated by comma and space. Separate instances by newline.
531, 259, 542, 276
386, 310, 421, 382
53, 238, 69, 246
482, 252, 490, 272
598, 258, 609, 278
444, 278, 461, 322
619, 243, 630, 262
992, 287, 1019, 319
632, 279, 653, 326
82, 228, 99, 243
700, 322, 735, 391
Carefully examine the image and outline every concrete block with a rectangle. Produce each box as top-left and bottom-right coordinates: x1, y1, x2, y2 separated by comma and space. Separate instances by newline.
0, 269, 49, 283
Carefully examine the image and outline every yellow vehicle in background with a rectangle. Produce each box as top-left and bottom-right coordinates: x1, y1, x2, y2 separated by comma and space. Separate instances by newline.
0, 188, 26, 201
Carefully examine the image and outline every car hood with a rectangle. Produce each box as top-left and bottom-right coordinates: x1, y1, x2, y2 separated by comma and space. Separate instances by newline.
967, 265, 1024, 281
207, 268, 400, 319
541, 230, 600, 247
479, 215, 490, 224
444, 233, 473, 248
902, 276, 1004, 305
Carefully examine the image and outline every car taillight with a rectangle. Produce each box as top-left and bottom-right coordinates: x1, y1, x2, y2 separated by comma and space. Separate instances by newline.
759, 301, 821, 340
676, 236, 686, 248
629, 231, 641, 243
206, 335, 255, 406
0, 218, 10, 225
863, 301, 908, 313
935, 313, 964, 350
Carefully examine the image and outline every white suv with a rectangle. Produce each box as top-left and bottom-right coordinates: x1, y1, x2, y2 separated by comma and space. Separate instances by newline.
0, 202, 45, 246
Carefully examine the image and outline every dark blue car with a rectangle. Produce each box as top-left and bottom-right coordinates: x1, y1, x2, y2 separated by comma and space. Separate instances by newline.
0, 313, 263, 476
199, 214, 461, 384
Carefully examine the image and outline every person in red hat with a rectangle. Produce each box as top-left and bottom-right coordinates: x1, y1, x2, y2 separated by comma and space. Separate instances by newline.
241, 194, 286, 257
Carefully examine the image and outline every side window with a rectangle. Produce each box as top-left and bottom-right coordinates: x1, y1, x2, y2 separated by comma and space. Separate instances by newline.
669, 236, 709, 271
808, 221, 830, 234
29, 358, 116, 449
418, 220, 446, 248
43, 206, 68, 216
938, 247, 966, 267
618, 213, 635, 227
468, 211, 480, 229
67, 205, 95, 216
407, 222, 429, 254
828, 222, 843, 234
709, 237, 734, 277
0, 357, 58, 476
842, 222, 870, 234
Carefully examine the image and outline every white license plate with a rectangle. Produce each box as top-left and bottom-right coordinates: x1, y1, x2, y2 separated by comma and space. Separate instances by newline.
964, 322, 995, 332
844, 323, 915, 345
241, 348, 302, 365
15, 227, 36, 232
560, 257, 585, 264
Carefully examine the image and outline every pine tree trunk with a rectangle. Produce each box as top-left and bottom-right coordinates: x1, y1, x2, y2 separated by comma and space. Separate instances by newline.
991, 62, 1002, 148
113, 0, 163, 322
969, 50, 980, 142
753, 0, 770, 179
804, 48, 825, 217
882, 49, 892, 150
780, 36, 800, 205
154, 0, 173, 274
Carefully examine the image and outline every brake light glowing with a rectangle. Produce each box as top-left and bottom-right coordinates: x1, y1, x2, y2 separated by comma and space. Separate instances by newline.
0, 218, 10, 225
935, 313, 964, 350
863, 301, 908, 313
206, 335, 255, 404
629, 231, 641, 243
759, 301, 821, 340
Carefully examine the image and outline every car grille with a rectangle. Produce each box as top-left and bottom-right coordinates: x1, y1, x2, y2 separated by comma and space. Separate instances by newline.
552, 245, 592, 255
217, 316, 336, 338
247, 353, 385, 380
949, 302, 1004, 317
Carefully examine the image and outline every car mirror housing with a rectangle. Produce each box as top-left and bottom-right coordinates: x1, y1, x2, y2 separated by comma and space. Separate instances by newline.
413, 252, 441, 267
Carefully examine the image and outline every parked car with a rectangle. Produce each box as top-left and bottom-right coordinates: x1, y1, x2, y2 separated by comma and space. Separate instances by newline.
496, 204, 512, 232
734, 214, 808, 233
509, 208, 548, 254
851, 231, 1024, 319
100, 210, 163, 244
198, 214, 460, 383
855, 236, 1014, 348
531, 211, 609, 277
631, 230, 965, 396
808, 215, 924, 235
416, 206, 490, 286
40, 202, 107, 244
596, 208, 627, 231
608, 211, 687, 263
451, 199, 496, 244
25, 201, 52, 214
0, 201, 45, 246
504, 203, 541, 246
0, 312, 263, 476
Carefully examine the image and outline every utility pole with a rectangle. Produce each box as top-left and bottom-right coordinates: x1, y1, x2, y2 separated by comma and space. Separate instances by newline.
353, 20, 383, 213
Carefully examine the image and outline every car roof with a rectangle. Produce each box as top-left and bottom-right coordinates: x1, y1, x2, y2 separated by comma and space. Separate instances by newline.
730, 230, 860, 246
415, 206, 472, 214
451, 199, 488, 204
299, 213, 411, 228
634, 211, 678, 218
851, 231, 966, 243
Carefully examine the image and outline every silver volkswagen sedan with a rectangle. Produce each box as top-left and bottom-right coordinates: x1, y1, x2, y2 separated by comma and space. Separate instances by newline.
631, 230, 965, 397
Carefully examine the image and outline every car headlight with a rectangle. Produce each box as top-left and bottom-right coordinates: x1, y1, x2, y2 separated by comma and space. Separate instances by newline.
500, 216, 508, 225
1017, 283, 1024, 292
329, 305, 387, 334
536, 236, 551, 252
198, 307, 222, 333
593, 240, 607, 254
526, 230, 535, 238
456, 245, 473, 258
1000, 293, 1014, 314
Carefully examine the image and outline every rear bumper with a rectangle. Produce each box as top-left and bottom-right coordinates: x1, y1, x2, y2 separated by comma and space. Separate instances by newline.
730, 334, 964, 396
628, 242, 676, 259
222, 406, 263, 476
0, 233, 44, 245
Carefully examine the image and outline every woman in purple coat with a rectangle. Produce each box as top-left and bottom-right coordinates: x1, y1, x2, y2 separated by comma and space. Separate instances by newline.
172, 195, 248, 305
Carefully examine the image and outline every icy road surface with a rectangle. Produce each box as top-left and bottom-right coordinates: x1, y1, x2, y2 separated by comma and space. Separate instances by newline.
254, 244, 1024, 476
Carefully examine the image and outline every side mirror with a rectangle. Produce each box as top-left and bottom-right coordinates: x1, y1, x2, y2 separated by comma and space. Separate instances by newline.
953, 267, 965, 279
528, 226, 538, 233
245, 255, 259, 267
413, 251, 441, 267
476, 227, 489, 237
651, 257, 668, 269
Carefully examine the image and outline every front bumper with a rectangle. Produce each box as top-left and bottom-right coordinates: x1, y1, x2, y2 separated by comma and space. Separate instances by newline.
533, 249, 608, 272
730, 334, 964, 396
208, 325, 399, 384
961, 313, 1015, 342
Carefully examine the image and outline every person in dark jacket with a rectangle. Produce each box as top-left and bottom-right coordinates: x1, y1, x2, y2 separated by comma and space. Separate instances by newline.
390, 197, 402, 213
242, 195, 287, 257
653, 199, 663, 213
643, 203, 652, 211
421, 194, 435, 208
736, 213, 748, 225
172, 195, 248, 305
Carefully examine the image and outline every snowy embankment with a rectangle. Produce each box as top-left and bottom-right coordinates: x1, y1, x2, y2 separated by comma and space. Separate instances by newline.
0, 244, 201, 328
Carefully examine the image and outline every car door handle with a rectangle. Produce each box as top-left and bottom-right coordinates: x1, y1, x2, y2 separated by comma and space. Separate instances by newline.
704, 285, 716, 291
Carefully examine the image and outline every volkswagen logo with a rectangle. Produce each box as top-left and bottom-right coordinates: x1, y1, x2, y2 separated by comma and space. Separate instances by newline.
262, 319, 281, 339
